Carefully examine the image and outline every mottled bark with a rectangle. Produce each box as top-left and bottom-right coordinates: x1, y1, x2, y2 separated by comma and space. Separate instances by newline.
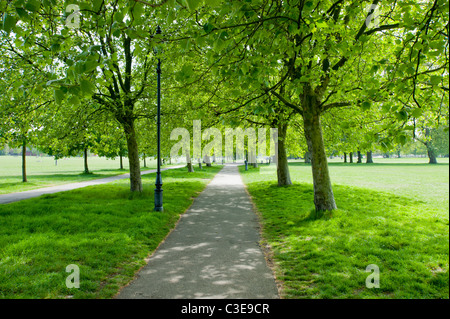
426, 143, 438, 164
186, 151, 194, 172
83, 148, 89, 174
124, 119, 143, 192
366, 151, 374, 164
277, 123, 292, 186
425, 128, 438, 164
302, 94, 337, 211
304, 151, 311, 164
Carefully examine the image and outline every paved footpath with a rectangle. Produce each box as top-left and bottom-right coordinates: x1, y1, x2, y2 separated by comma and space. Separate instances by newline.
0, 166, 184, 205
116, 164, 279, 299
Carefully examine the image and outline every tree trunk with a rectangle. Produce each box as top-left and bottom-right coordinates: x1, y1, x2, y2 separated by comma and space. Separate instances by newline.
205, 155, 212, 167
120, 154, 124, 170
124, 120, 143, 192
304, 151, 311, 164
302, 97, 337, 211
22, 140, 27, 183
425, 128, 438, 164
349, 152, 353, 163
143, 153, 147, 168
366, 151, 374, 164
186, 151, 195, 172
344, 152, 347, 163
277, 123, 292, 186
357, 150, 362, 163
83, 148, 89, 174
426, 142, 438, 164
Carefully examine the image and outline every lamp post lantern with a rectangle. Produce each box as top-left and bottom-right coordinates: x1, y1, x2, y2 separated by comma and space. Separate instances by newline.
154, 25, 163, 212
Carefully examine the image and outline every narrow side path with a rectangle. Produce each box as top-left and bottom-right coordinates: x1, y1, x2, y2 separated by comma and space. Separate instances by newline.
0, 165, 185, 204
116, 164, 279, 299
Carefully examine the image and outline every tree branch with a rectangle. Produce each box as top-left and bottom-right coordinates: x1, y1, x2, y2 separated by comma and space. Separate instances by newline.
364, 23, 401, 36
269, 90, 303, 115
332, 0, 381, 71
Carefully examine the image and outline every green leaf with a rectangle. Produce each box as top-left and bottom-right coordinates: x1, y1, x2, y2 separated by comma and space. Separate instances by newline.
380, 140, 391, 151
195, 35, 206, 47
207, 0, 222, 7
24, 0, 40, 12
316, 19, 327, 28
132, 2, 145, 21
253, 106, 263, 115
53, 89, 65, 105
15, 7, 29, 19
167, 9, 175, 23
395, 110, 408, 121
361, 101, 371, 111
186, 0, 202, 11
181, 64, 194, 78
92, 0, 103, 12
411, 108, 423, 118
381, 103, 391, 113
213, 37, 225, 51
68, 95, 81, 106
430, 75, 441, 86
42, 0, 51, 9
51, 43, 61, 52
203, 23, 214, 33
114, 11, 124, 23
89, 45, 102, 52
84, 61, 99, 74
2, 13, 17, 34
180, 38, 191, 51
396, 134, 407, 145
80, 79, 96, 96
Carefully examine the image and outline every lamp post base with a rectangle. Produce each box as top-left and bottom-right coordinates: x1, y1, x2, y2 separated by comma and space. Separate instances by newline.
154, 189, 163, 212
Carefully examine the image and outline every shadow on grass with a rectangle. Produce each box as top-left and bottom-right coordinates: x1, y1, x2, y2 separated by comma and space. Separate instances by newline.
250, 181, 430, 222
0, 165, 223, 298
244, 180, 449, 299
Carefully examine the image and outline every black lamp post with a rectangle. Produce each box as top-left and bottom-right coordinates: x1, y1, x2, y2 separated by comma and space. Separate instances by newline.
154, 26, 163, 212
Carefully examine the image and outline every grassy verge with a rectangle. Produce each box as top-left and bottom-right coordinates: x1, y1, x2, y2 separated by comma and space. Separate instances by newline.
240, 163, 449, 299
0, 156, 163, 194
0, 165, 222, 299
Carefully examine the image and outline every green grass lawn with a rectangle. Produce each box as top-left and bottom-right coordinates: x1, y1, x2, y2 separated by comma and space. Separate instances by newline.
240, 158, 449, 299
0, 155, 158, 194
0, 165, 222, 299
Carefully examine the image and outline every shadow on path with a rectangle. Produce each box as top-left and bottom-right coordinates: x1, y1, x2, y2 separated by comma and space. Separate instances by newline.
116, 164, 279, 299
